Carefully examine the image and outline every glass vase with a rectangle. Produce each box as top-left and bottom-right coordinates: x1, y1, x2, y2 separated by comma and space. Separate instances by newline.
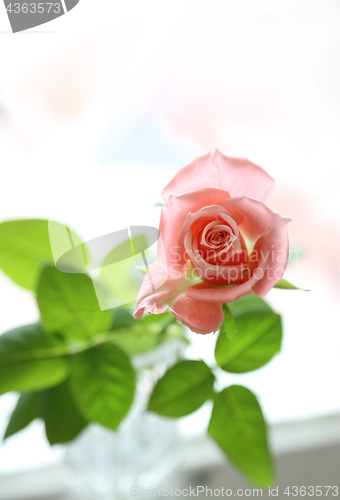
63, 339, 185, 500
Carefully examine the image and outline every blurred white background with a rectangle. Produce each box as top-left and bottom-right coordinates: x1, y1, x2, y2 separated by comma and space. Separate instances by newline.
1, 0, 340, 481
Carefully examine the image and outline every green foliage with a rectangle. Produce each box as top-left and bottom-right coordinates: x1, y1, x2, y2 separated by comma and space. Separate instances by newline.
112, 333, 164, 356
42, 380, 88, 445
215, 303, 282, 373
148, 360, 214, 417
110, 309, 182, 356
0, 219, 82, 291
221, 303, 237, 337
228, 294, 273, 316
274, 278, 309, 291
4, 380, 88, 445
4, 392, 42, 440
37, 265, 111, 342
208, 385, 274, 486
70, 343, 136, 430
0, 323, 70, 395
111, 307, 137, 330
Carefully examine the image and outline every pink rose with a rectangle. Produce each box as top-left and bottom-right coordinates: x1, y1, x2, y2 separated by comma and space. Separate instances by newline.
134, 149, 290, 334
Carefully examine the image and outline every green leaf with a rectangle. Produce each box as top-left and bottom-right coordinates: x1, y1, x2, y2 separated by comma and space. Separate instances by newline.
110, 309, 174, 331
70, 343, 135, 430
220, 303, 237, 339
110, 309, 178, 356
4, 392, 42, 440
109, 308, 154, 355
0, 219, 83, 291
274, 278, 309, 291
228, 295, 273, 317
37, 265, 111, 342
208, 385, 274, 486
111, 308, 136, 330
147, 360, 214, 418
42, 380, 87, 445
215, 310, 282, 373
0, 323, 70, 395
139, 311, 174, 326
113, 334, 162, 356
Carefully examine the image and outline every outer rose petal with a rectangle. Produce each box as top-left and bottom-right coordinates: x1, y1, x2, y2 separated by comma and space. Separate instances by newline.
218, 196, 291, 247
133, 261, 187, 318
162, 149, 275, 203
133, 261, 221, 334
251, 224, 290, 297
172, 296, 224, 335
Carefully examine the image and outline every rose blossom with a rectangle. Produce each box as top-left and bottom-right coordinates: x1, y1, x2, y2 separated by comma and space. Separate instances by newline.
134, 149, 290, 334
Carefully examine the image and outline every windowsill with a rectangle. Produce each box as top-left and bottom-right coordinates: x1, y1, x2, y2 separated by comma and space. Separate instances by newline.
1, 413, 340, 500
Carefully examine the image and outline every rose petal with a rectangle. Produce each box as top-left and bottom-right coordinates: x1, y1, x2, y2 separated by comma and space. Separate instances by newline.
187, 196, 290, 302
162, 149, 275, 203
133, 261, 222, 334
251, 224, 290, 297
158, 189, 231, 274
184, 231, 246, 286
133, 261, 196, 318
172, 296, 224, 334
178, 205, 231, 260
186, 243, 269, 303
218, 196, 291, 248
133, 261, 184, 318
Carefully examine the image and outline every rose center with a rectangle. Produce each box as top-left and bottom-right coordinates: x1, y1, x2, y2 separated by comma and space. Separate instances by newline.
202, 223, 236, 252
